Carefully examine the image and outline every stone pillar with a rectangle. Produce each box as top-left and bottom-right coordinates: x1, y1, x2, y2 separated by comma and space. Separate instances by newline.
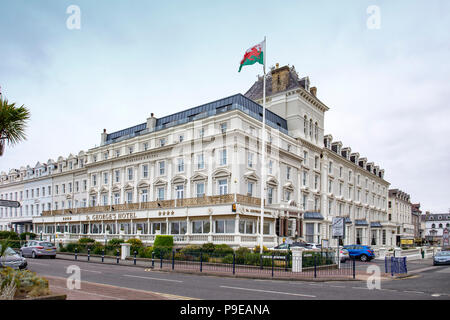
394, 247, 402, 258
121, 243, 131, 260
378, 247, 387, 259
291, 247, 304, 273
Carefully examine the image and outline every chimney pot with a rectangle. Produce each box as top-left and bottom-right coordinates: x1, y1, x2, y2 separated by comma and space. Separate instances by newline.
275, 63, 279, 69
151, 113, 154, 117
103, 129, 106, 133
310, 87, 317, 96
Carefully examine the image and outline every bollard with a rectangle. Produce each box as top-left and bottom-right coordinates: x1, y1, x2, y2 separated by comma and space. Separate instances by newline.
232, 254, 235, 275
271, 254, 274, 278
102, 249, 105, 263
134, 251, 137, 265
314, 255, 317, 278
75, 247, 78, 261
160, 253, 163, 269
352, 257, 356, 279
384, 256, 388, 273
200, 252, 203, 272
87, 248, 90, 262
390, 256, 394, 276
172, 250, 175, 270
152, 252, 155, 268
116, 249, 120, 264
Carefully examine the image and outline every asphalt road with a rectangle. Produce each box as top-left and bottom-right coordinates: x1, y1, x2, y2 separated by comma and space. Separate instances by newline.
25, 257, 450, 300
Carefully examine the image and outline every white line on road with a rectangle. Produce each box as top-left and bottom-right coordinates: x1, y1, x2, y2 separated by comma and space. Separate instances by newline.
81, 269, 102, 274
123, 274, 183, 283
28, 262, 48, 266
329, 285, 346, 288
403, 291, 425, 294
219, 285, 316, 298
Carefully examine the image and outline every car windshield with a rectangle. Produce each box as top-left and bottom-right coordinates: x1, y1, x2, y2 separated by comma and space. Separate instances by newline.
0, 246, 18, 257
437, 251, 450, 256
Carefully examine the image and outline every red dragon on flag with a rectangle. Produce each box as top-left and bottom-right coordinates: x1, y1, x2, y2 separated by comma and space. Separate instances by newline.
239, 40, 265, 72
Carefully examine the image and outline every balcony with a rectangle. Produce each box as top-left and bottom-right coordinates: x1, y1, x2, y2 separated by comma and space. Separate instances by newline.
41, 194, 263, 217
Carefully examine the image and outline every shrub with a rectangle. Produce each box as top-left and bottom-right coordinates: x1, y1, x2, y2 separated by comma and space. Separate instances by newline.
78, 238, 95, 244
235, 247, 251, 255
126, 238, 143, 254
214, 244, 234, 257
201, 242, 216, 253
19, 232, 37, 241
108, 238, 125, 246
0, 267, 50, 299
138, 246, 153, 258
65, 243, 78, 253
253, 245, 269, 253
153, 235, 173, 258
0, 231, 19, 240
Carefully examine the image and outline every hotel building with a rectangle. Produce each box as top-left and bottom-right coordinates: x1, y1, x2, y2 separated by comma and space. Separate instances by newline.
1, 64, 393, 248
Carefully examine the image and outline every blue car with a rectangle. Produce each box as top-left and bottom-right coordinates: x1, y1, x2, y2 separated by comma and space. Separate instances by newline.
343, 245, 375, 262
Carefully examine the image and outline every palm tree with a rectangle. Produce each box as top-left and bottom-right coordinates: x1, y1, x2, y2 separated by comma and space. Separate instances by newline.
0, 98, 31, 156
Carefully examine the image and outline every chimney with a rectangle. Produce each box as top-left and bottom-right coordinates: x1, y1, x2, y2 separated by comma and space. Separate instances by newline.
310, 87, 317, 96
271, 64, 290, 94
100, 129, 107, 146
147, 113, 157, 132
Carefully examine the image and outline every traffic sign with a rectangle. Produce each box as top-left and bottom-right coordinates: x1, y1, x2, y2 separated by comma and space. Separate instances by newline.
332, 217, 345, 238
0, 200, 21, 208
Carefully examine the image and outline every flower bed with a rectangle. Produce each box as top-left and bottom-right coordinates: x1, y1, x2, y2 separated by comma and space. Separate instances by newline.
0, 267, 50, 300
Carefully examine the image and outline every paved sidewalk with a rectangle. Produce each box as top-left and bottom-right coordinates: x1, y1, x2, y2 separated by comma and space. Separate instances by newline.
45, 275, 197, 300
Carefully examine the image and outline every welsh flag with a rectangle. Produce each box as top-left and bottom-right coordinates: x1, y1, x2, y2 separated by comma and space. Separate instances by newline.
238, 39, 265, 72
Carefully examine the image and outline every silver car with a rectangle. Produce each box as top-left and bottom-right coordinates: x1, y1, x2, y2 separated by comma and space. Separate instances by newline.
0, 245, 27, 269
20, 241, 57, 259
433, 251, 450, 266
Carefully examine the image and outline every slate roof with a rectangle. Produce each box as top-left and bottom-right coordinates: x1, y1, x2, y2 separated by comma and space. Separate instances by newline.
244, 66, 307, 100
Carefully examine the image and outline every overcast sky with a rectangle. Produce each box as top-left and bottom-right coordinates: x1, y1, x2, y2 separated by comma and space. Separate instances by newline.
1, 0, 449, 213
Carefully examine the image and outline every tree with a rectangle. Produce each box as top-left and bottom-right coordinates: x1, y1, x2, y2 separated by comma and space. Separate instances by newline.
0, 98, 31, 156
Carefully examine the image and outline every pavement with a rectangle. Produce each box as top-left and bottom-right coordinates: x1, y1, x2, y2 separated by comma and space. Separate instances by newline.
25, 255, 450, 300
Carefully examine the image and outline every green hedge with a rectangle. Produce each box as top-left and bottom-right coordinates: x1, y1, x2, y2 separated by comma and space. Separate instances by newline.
153, 235, 173, 258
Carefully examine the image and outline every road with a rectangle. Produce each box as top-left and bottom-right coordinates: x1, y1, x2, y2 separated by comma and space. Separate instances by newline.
25, 257, 450, 300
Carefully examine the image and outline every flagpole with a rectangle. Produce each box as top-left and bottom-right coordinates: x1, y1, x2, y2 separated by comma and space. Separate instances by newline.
260, 36, 266, 254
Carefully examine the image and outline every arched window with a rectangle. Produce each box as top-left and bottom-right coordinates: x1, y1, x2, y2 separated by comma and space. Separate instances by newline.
303, 116, 307, 135
431, 223, 435, 228
309, 119, 313, 137
439, 223, 443, 228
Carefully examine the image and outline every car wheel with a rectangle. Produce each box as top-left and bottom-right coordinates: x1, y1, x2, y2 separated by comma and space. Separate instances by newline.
360, 254, 368, 262
32, 251, 37, 259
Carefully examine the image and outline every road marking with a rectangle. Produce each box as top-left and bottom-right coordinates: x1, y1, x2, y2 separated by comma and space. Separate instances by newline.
403, 291, 424, 294
81, 269, 102, 274
351, 287, 370, 290
330, 285, 346, 288
219, 285, 316, 298
123, 274, 183, 283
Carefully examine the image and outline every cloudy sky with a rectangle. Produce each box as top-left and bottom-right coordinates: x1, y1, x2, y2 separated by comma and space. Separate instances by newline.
1, 0, 449, 213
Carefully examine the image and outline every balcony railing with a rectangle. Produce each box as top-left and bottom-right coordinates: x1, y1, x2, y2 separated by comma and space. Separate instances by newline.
41, 194, 263, 217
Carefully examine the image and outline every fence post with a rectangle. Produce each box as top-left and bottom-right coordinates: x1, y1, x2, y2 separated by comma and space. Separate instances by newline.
271, 254, 274, 278
285, 254, 288, 272
151, 252, 155, 268
160, 252, 163, 269
403, 257, 407, 274
75, 247, 77, 261
116, 249, 120, 264
102, 249, 105, 263
314, 255, 317, 278
352, 257, 356, 279
134, 251, 137, 265
233, 253, 236, 275
260, 255, 263, 270
200, 252, 203, 272
172, 250, 175, 270
391, 256, 394, 276
87, 248, 90, 262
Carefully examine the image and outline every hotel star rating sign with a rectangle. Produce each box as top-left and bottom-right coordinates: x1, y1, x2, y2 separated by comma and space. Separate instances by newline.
0, 200, 21, 208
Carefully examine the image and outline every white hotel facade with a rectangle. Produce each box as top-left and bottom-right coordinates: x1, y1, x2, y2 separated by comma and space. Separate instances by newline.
0, 65, 393, 248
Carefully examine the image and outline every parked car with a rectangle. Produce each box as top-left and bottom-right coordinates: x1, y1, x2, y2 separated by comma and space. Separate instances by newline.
343, 245, 375, 262
305, 243, 321, 250
20, 241, 57, 259
433, 251, 450, 266
0, 245, 27, 269
339, 248, 350, 263
272, 242, 308, 250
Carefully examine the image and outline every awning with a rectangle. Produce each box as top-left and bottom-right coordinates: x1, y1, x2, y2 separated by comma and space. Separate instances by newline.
370, 222, 382, 228
10, 220, 33, 225
344, 217, 352, 224
355, 219, 369, 226
304, 212, 324, 220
